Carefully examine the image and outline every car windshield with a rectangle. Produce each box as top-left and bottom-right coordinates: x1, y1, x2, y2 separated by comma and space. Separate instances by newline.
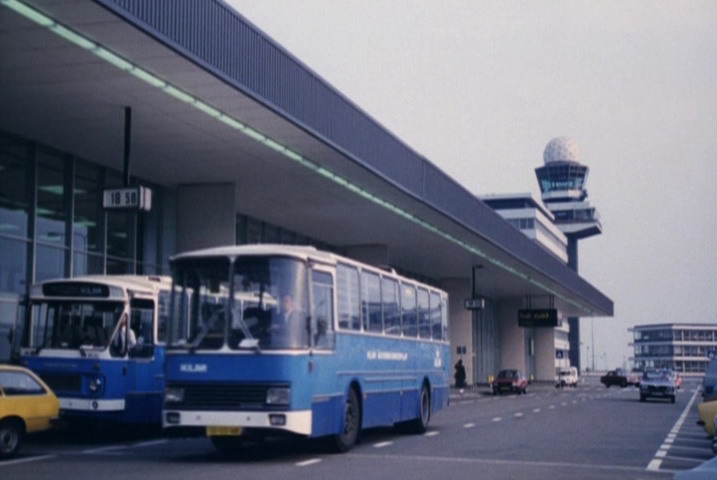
643, 370, 670, 380
169, 255, 309, 350
498, 370, 517, 379
29, 301, 125, 350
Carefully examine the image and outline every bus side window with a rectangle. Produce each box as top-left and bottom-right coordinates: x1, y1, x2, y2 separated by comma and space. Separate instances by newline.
417, 288, 430, 339
311, 270, 335, 349
337, 264, 360, 330
361, 271, 382, 333
429, 292, 442, 340
157, 291, 170, 343
382, 277, 401, 336
401, 284, 417, 337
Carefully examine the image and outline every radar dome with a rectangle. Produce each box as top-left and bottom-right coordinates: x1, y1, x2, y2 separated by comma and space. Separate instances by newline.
543, 137, 581, 164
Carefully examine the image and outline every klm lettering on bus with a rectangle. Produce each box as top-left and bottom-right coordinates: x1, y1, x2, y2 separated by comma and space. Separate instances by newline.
180, 363, 207, 373
367, 350, 408, 361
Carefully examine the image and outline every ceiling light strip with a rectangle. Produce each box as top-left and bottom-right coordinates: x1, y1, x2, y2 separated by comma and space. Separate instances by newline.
1, 0, 596, 315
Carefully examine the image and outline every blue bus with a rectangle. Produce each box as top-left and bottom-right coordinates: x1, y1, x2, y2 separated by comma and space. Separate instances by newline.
162, 245, 450, 452
20, 275, 171, 425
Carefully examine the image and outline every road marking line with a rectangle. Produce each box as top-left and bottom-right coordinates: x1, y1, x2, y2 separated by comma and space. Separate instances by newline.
0, 454, 57, 467
561, 402, 567, 406
296, 458, 322, 467
533, 408, 541, 413
424, 431, 439, 437
645, 386, 701, 472
81, 445, 130, 454
571, 400, 577, 404
463, 423, 475, 428
548, 405, 555, 409
514, 412, 523, 417
664, 438, 674, 444
373, 441, 393, 448
491, 417, 501, 422
131, 439, 168, 448
346, 452, 673, 474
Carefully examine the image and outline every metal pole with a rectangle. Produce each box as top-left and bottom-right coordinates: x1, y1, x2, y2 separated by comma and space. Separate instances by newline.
591, 318, 596, 371
123, 106, 132, 186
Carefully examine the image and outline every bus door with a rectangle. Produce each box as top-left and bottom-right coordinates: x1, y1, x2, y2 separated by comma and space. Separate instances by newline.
125, 297, 163, 422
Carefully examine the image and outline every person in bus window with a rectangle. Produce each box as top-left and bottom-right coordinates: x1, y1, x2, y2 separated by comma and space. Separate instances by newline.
113, 313, 136, 355
270, 294, 307, 348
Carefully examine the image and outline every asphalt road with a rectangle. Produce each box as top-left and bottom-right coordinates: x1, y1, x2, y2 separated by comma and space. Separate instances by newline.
2, 378, 713, 480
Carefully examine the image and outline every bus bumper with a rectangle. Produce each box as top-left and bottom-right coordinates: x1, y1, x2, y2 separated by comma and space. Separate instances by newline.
162, 409, 312, 436
59, 397, 125, 411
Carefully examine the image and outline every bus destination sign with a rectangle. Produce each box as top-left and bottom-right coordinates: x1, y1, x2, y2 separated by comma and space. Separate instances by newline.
42, 282, 110, 298
102, 186, 152, 211
518, 309, 558, 328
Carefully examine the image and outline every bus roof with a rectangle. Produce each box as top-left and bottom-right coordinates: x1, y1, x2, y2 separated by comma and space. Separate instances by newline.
171, 244, 447, 296
34, 274, 171, 297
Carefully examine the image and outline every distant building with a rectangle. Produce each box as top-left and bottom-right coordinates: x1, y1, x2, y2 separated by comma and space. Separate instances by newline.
629, 323, 717, 375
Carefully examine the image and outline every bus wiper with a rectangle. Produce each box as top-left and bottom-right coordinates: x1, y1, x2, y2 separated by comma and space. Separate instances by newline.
189, 311, 220, 353
232, 304, 259, 351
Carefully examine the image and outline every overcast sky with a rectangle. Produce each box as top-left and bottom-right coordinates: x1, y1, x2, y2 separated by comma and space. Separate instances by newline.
226, 0, 717, 368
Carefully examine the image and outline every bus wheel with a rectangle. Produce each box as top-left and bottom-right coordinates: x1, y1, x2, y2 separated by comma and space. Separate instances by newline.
329, 388, 360, 453
210, 436, 244, 455
408, 384, 431, 434
0, 419, 23, 459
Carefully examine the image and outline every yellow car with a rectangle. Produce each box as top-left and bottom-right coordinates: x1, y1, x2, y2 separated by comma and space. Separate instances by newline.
0, 364, 60, 458
698, 399, 717, 437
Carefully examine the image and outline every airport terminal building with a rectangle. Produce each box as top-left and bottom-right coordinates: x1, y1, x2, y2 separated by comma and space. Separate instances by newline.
0, 0, 613, 383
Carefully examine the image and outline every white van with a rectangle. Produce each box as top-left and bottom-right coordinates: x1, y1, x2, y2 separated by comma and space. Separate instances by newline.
556, 367, 579, 388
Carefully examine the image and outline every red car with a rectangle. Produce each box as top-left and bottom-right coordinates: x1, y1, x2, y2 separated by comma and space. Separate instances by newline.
492, 369, 528, 395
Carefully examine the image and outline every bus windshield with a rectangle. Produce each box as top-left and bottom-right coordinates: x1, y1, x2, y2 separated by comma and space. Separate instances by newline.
169, 256, 309, 350
30, 301, 125, 350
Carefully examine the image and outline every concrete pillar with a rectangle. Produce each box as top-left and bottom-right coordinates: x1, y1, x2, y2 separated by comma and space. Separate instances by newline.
442, 278, 473, 385
344, 244, 390, 268
176, 183, 236, 252
498, 299, 526, 371
534, 327, 556, 382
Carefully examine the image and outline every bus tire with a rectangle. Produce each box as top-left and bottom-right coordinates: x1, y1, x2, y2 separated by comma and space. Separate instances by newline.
329, 387, 361, 453
0, 418, 24, 459
210, 436, 245, 455
407, 383, 431, 434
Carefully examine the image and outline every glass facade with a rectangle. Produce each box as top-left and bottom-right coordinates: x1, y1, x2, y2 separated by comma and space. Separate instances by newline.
535, 163, 589, 194
0, 131, 175, 361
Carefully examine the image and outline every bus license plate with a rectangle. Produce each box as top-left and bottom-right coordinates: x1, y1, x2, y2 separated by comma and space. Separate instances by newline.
206, 426, 243, 436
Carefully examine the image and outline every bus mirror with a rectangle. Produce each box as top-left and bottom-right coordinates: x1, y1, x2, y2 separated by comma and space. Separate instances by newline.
238, 338, 259, 350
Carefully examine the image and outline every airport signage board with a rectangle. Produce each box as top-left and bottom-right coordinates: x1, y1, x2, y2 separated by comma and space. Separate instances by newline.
518, 309, 558, 327
103, 186, 152, 211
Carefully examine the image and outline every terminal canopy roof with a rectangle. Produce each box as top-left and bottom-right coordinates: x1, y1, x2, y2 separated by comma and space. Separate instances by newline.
0, 0, 613, 317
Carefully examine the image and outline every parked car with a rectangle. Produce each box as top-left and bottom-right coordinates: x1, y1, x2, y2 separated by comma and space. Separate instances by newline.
639, 369, 677, 403
555, 367, 579, 388
492, 369, 528, 395
0, 364, 60, 458
600, 368, 637, 388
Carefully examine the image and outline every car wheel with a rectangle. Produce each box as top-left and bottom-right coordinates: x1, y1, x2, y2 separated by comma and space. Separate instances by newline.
620, 381, 627, 388
605, 384, 610, 388
0, 418, 24, 459
670, 395, 676, 404
640, 394, 646, 402
329, 388, 361, 453
523, 387, 527, 395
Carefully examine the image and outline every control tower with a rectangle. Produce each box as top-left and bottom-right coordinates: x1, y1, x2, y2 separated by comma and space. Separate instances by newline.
535, 137, 602, 371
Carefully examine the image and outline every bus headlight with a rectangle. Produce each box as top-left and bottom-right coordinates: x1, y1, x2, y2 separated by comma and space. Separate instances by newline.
164, 387, 184, 403
266, 387, 290, 406
88, 376, 103, 393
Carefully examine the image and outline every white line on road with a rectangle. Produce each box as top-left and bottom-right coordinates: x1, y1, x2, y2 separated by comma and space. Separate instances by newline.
0, 454, 57, 467
463, 423, 475, 429
80, 445, 130, 454
424, 431, 439, 437
373, 441, 393, 448
561, 402, 567, 406
514, 412, 524, 418
533, 408, 541, 413
645, 386, 701, 472
548, 405, 555, 409
130, 439, 169, 448
296, 458, 322, 467
491, 417, 502, 422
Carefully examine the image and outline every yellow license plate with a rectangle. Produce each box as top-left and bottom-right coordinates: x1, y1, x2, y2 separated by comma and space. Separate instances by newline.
206, 426, 243, 436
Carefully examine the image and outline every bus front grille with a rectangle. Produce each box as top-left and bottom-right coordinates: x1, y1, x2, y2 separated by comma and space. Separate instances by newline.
166, 383, 288, 411
40, 373, 82, 393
